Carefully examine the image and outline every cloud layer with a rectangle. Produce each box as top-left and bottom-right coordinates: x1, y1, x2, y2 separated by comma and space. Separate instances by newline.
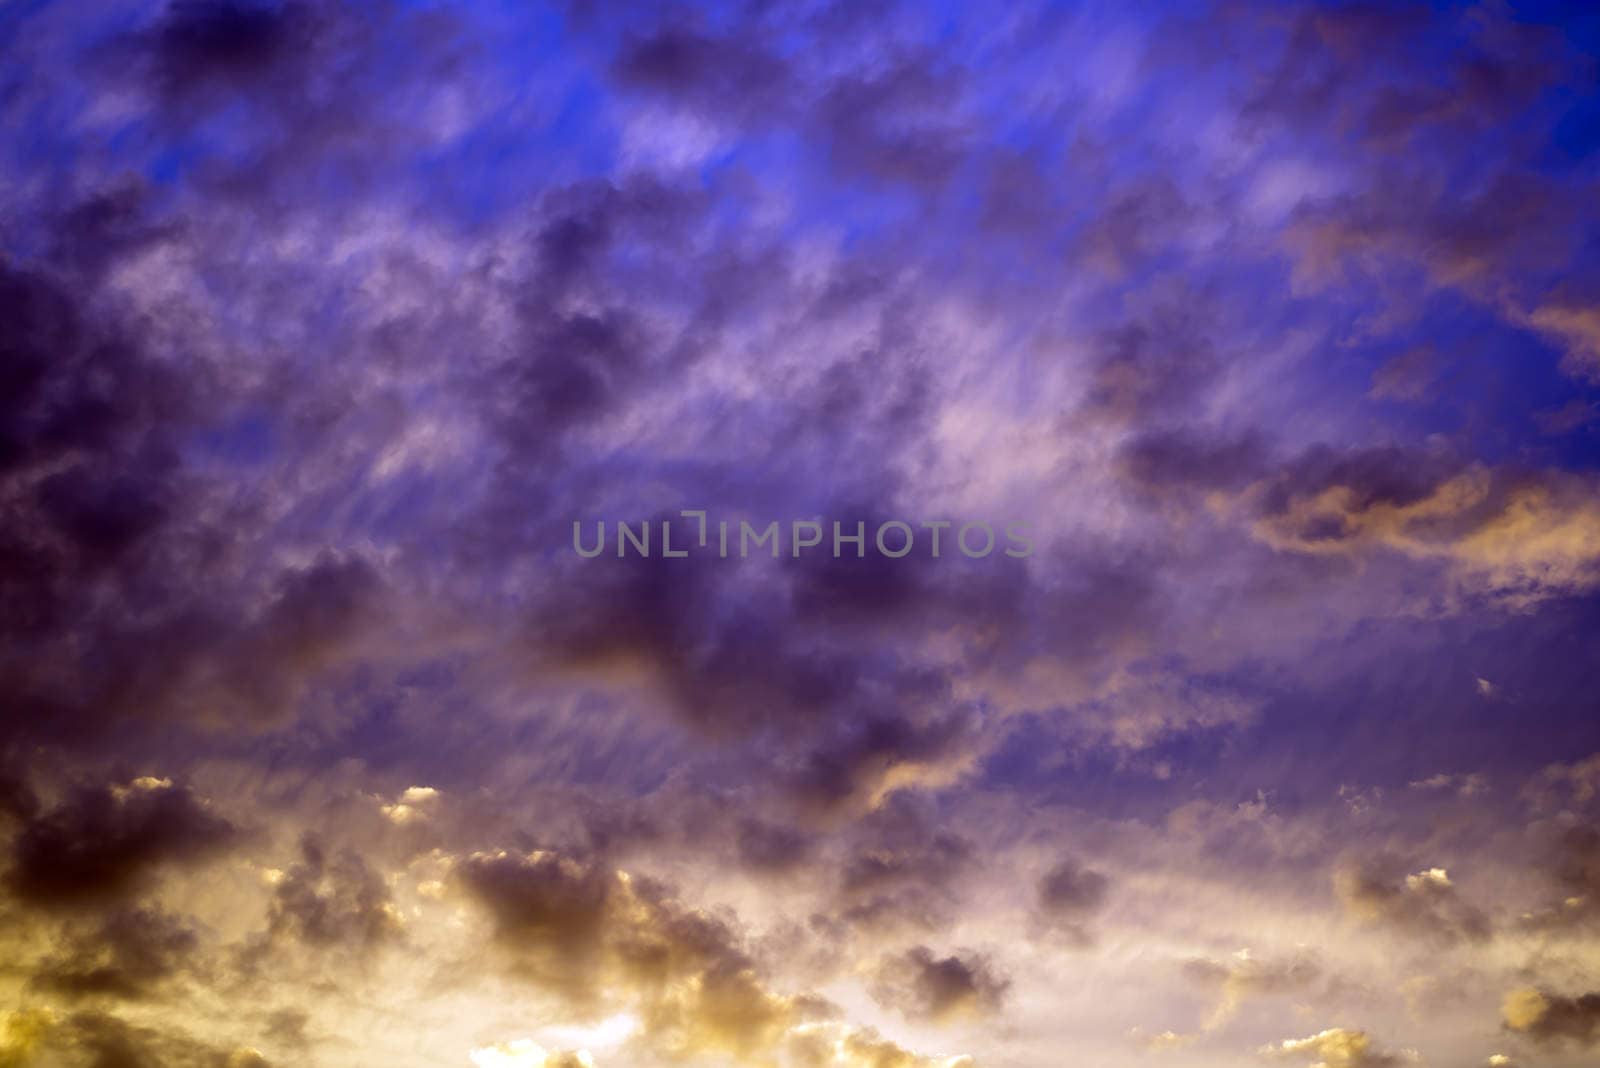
2, 1, 1599, 1066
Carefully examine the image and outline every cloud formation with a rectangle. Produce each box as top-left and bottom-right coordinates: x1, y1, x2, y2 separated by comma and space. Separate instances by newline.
1, 0, 1597, 1066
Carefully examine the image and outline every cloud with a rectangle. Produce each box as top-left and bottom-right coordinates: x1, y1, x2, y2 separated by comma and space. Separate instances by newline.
3, 1009, 270, 1068
106, 0, 475, 200
0, 1, 1597, 1066
380, 785, 441, 826
612, 22, 793, 122
1407, 773, 1488, 799
457, 849, 805, 1059
1034, 857, 1110, 944
470, 1038, 596, 1068
32, 906, 200, 1000
1235, 1, 1594, 382
520, 527, 986, 809
736, 818, 816, 876
4, 777, 238, 909
1335, 859, 1491, 945
455, 849, 615, 990
0, 259, 196, 733
0, 251, 389, 736
1119, 427, 1269, 494
1517, 823, 1600, 932
453, 842, 979, 1064
1525, 753, 1600, 810
1501, 988, 1600, 1047
1262, 1027, 1414, 1068
816, 1025, 977, 1068
832, 798, 975, 933
1182, 949, 1321, 1031
254, 834, 403, 951
1368, 347, 1438, 402
1240, 454, 1600, 604
1525, 287, 1600, 380
1038, 857, 1110, 916
788, 710, 983, 816
1241, 2, 1562, 141
1077, 301, 1224, 429
1139, 1029, 1198, 1052
868, 946, 1009, 1023
149, 0, 315, 95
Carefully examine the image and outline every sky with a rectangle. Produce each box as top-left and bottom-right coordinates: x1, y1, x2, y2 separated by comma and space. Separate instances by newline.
2, 1, 1600, 1066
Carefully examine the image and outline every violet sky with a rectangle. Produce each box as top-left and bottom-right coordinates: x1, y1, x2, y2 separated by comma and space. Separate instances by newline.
3, 1, 1600, 1066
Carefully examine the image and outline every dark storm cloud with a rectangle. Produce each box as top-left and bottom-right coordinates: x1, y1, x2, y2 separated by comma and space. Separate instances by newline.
529, 546, 849, 736
504, 306, 644, 445
1335, 856, 1491, 946
1519, 823, 1600, 932
1035, 857, 1110, 943
1038, 858, 1109, 915
1248, 444, 1461, 525
832, 797, 975, 932
6, 509, 387, 739
0, 259, 189, 516
137, 0, 464, 112
0, 763, 40, 825
869, 945, 1009, 1023
2, 0, 1598, 1062
788, 708, 978, 816
455, 159, 1073, 812
613, 22, 794, 118
0, 249, 393, 741
123, 553, 387, 729
477, 171, 937, 517
455, 849, 615, 989
1503, 987, 1600, 1047
150, 0, 313, 94
97, 0, 474, 202
4, 779, 238, 909
519, 531, 995, 811
840, 830, 971, 898
477, 178, 779, 508
14, 1009, 268, 1068
1118, 428, 1269, 494
497, 181, 703, 455
33, 906, 200, 1000
492, 277, 1175, 796
456, 847, 819, 1058
531, 177, 708, 293
49, 183, 182, 280
773, 348, 935, 470
206, 553, 386, 721
783, 524, 1020, 627
258, 834, 401, 950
